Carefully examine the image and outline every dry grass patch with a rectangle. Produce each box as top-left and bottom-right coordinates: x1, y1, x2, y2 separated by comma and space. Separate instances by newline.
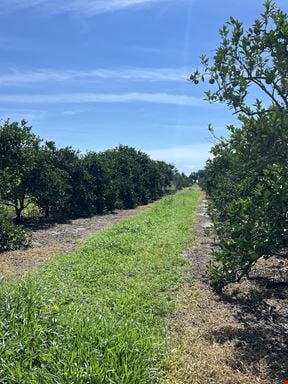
164, 276, 265, 384
163, 198, 271, 384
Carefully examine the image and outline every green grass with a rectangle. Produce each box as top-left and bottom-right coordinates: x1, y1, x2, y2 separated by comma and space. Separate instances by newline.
0, 186, 200, 384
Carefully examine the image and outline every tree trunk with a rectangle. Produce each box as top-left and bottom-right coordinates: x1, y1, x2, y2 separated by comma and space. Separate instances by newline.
15, 198, 25, 223
15, 207, 22, 223
45, 206, 50, 219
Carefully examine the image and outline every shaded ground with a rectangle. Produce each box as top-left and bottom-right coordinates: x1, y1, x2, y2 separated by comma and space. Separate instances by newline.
0, 204, 150, 282
165, 197, 288, 384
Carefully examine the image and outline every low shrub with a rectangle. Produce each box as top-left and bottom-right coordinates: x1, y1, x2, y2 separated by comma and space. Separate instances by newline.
0, 214, 30, 252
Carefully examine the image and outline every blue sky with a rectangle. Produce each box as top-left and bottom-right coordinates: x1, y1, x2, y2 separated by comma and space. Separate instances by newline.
0, 0, 287, 173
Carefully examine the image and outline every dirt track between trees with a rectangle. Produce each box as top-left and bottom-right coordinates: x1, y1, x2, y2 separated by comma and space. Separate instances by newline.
0, 204, 150, 282
165, 197, 288, 384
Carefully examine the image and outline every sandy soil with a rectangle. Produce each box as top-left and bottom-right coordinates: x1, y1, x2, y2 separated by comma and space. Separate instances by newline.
165, 198, 288, 384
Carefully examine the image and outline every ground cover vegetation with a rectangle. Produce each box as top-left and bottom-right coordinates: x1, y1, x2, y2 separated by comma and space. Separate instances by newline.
190, 0, 288, 290
0, 187, 200, 383
0, 120, 192, 252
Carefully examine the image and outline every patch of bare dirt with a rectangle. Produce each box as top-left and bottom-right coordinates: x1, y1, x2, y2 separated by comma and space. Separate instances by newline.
0, 204, 150, 282
165, 197, 288, 384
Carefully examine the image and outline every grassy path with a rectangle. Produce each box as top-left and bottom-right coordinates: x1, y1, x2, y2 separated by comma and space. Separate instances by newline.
0, 187, 200, 383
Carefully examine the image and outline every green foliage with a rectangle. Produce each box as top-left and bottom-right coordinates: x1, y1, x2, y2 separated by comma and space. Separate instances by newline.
97, 146, 182, 210
54, 147, 95, 218
0, 120, 41, 222
188, 170, 205, 185
0, 120, 190, 223
0, 213, 30, 252
172, 171, 190, 190
205, 111, 288, 290
191, 1, 288, 291
30, 141, 68, 218
0, 187, 200, 383
99, 145, 144, 209
190, 0, 288, 116
83, 151, 114, 213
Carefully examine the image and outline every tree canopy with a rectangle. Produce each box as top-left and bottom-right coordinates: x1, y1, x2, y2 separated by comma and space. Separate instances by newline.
190, 0, 287, 117
0, 120, 41, 222
0, 120, 191, 225
191, 1, 288, 291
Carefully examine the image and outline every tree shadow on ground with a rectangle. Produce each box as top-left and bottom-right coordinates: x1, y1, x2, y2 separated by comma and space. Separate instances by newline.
21, 210, 119, 231
22, 216, 72, 230
207, 260, 288, 382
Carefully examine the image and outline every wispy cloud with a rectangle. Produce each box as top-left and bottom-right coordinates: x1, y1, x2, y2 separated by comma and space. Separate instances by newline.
62, 109, 86, 116
0, 68, 190, 86
0, 92, 201, 106
146, 143, 212, 172
0, 108, 46, 123
0, 0, 174, 16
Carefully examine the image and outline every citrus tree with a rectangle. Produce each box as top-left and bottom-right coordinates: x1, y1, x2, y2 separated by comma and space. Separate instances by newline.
191, 1, 288, 290
0, 120, 41, 222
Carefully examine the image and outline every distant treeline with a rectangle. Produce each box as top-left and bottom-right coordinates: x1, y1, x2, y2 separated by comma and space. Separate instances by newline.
0, 120, 194, 224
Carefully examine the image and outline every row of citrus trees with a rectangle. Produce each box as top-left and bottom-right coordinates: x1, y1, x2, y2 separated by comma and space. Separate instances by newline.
191, 1, 288, 290
0, 120, 191, 251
